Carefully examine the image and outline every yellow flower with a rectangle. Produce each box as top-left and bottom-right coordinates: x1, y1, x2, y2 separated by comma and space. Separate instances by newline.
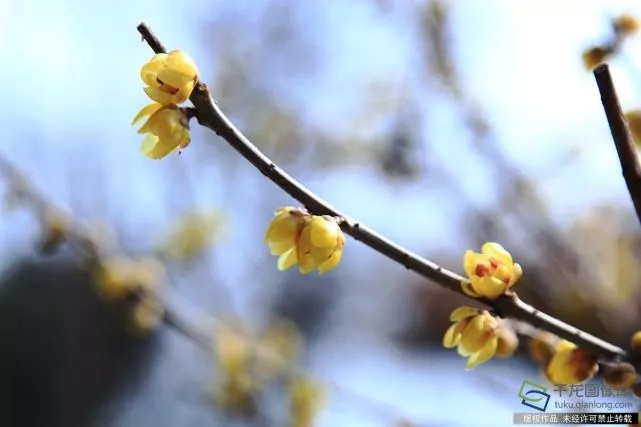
544, 340, 599, 385
581, 46, 612, 71
132, 103, 190, 159
443, 306, 499, 369
140, 50, 199, 105
462, 242, 522, 299
614, 14, 640, 37
264, 207, 345, 274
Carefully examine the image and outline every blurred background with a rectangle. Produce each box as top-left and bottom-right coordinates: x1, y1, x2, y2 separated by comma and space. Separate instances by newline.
2, 0, 641, 426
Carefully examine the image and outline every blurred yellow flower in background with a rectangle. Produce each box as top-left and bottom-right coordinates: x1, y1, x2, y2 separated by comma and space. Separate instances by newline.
544, 340, 598, 385
156, 210, 226, 261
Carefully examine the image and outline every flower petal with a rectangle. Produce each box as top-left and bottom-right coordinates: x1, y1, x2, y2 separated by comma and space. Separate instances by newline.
476, 276, 508, 299
140, 53, 167, 86
463, 250, 479, 278
509, 262, 523, 286
482, 242, 512, 266
461, 280, 482, 298
132, 103, 164, 125
317, 248, 342, 274
277, 248, 298, 271
298, 253, 315, 274
443, 323, 462, 348
450, 306, 480, 322
144, 86, 178, 105
466, 337, 498, 370
140, 135, 181, 159
269, 240, 295, 256
310, 217, 340, 248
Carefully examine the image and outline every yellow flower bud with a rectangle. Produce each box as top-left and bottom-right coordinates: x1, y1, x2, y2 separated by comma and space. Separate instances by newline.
132, 103, 191, 159
603, 362, 636, 390
140, 50, 199, 105
496, 325, 519, 358
528, 331, 557, 365
443, 306, 499, 369
544, 340, 598, 385
582, 46, 612, 71
462, 242, 522, 299
614, 15, 640, 37
264, 208, 345, 274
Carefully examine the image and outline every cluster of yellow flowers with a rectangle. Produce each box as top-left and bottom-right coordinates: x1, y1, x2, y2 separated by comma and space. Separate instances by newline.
132, 51, 199, 159
264, 207, 345, 274
445, 242, 641, 394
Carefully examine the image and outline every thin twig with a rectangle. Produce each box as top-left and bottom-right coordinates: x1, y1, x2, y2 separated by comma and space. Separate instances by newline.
136, 23, 629, 364
594, 64, 641, 228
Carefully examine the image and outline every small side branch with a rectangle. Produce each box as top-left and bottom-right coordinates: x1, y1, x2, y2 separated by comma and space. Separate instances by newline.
594, 64, 641, 227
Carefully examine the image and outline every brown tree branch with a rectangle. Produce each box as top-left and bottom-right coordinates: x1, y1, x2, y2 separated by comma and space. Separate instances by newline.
594, 64, 641, 228
135, 23, 631, 364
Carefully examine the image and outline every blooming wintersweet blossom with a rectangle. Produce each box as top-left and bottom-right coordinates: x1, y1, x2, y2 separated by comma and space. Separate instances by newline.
544, 340, 598, 385
264, 207, 345, 274
140, 50, 199, 105
462, 242, 522, 299
443, 306, 499, 369
132, 103, 190, 159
